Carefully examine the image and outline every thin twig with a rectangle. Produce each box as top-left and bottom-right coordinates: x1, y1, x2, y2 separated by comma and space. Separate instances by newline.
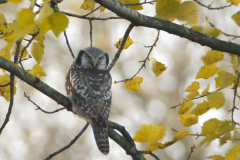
0, 82, 10, 87
114, 30, 160, 83
19, 31, 39, 68
125, 0, 155, 6
89, 20, 93, 47
230, 69, 240, 125
186, 145, 195, 160
62, 11, 122, 20
82, 6, 101, 17
170, 88, 222, 109
64, 31, 75, 59
44, 122, 89, 160
24, 92, 65, 114
0, 40, 21, 134
139, 150, 160, 160
192, 0, 234, 10
207, 18, 240, 40
107, 23, 134, 71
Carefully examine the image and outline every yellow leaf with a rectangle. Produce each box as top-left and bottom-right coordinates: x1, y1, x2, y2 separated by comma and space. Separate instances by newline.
220, 132, 231, 146
14, 9, 37, 40
114, 36, 133, 49
7, 0, 23, 4
215, 70, 228, 88
118, 0, 143, 10
29, 0, 37, 10
134, 124, 166, 145
232, 130, 238, 142
80, 0, 95, 11
40, 12, 69, 37
191, 100, 210, 116
178, 100, 194, 115
100, 6, 105, 14
155, 0, 180, 21
186, 90, 199, 99
227, 0, 240, 6
225, 145, 240, 160
218, 120, 235, 136
176, 1, 198, 25
28, 64, 47, 79
0, 44, 11, 60
207, 91, 225, 109
172, 129, 189, 141
124, 76, 143, 91
179, 111, 198, 127
36, 3, 54, 23
0, 13, 7, 32
196, 64, 218, 79
1, 23, 14, 39
232, 11, 240, 27
31, 42, 45, 64
201, 84, 210, 95
150, 58, 167, 77
0, 74, 17, 102
202, 50, 223, 65
202, 118, 220, 136
207, 155, 225, 160
220, 73, 234, 88
185, 81, 200, 92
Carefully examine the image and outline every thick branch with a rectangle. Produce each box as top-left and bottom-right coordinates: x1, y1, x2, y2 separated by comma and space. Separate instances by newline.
0, 57, 72, 111
94, 0, 240, 56
108, 126, 146, 160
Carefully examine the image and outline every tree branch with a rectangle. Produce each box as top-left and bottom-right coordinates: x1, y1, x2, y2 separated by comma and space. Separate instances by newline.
94, 0, 240, 56
107, 23, 134, 71
44, 122, 89, 160
0, 56, 72, 111
0, 40, 21, 134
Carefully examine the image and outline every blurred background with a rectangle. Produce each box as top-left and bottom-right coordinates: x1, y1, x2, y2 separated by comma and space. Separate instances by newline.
0, 0, 240, 159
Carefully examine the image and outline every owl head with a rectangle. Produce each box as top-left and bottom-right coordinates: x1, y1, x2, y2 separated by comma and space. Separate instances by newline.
75, 47, 109, 70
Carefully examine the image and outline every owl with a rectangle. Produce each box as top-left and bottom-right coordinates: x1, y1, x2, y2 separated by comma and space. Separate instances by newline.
65, 47, 112, 154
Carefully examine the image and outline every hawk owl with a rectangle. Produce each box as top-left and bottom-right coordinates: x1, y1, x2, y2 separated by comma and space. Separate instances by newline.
65, 47, 112, 154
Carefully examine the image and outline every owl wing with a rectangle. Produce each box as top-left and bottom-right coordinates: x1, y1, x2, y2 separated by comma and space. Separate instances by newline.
66, 66, 112, 127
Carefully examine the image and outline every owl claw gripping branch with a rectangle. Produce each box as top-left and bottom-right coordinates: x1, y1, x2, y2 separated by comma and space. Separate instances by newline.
65, 47, 112, 154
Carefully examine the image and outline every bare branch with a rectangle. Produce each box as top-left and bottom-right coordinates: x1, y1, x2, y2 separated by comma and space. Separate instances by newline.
24, 92, 65, 114
64, 31, 75, 59
186, 145, 195, 160
126, 0, 155, 6
107, 23, 134, 71
89, 20, 93, 47
0, 40, 21, 134
192, 0, 235, 10
114, 30, 160, 83
44, 122, 89, 160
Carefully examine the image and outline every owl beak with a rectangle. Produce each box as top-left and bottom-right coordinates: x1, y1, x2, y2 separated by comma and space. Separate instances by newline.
93, 62, 96, 68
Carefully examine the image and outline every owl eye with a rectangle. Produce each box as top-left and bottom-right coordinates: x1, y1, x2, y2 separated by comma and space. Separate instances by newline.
99, 57, 103, 62
86, 55, 91, 60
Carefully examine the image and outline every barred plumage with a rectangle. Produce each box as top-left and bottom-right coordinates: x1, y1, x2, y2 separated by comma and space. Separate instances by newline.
65, 47, 112, 154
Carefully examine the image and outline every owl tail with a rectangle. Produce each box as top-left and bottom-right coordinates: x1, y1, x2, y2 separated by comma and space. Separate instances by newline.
91, 119, 109, 155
